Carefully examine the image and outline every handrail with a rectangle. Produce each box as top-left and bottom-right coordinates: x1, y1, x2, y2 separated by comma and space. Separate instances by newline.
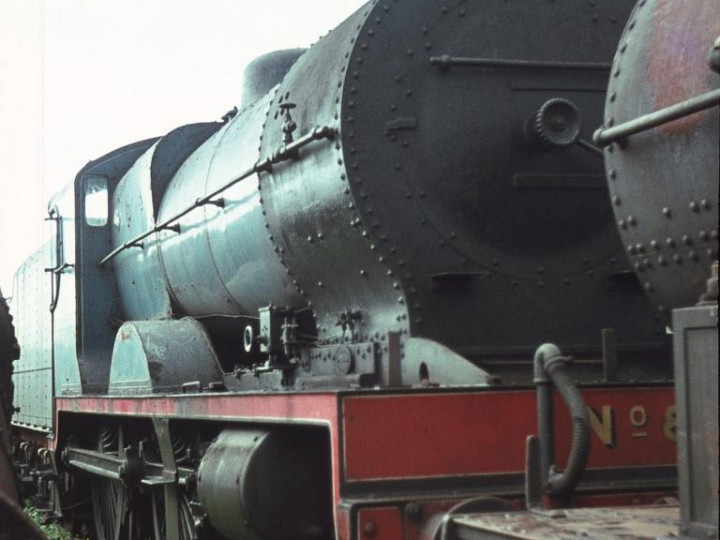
593, 88, 720, 147
98, 126, 335, 267
430, 55, 611, 72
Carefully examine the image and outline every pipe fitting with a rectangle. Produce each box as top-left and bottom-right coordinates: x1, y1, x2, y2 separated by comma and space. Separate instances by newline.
533, 343, 590, 496
533, 343, 568, 382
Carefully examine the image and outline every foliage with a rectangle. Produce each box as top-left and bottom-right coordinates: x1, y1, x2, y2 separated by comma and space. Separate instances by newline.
23, 505, 86, 540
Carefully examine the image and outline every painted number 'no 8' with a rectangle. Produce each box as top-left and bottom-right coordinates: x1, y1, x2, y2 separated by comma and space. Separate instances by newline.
588, 404, 676, 448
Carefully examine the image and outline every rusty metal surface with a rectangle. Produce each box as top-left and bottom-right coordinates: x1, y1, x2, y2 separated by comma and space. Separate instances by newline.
451, 505, 679, 539
603, 0, 720, 314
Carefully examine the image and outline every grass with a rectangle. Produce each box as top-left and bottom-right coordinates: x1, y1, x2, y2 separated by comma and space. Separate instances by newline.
24, 505, 88, 540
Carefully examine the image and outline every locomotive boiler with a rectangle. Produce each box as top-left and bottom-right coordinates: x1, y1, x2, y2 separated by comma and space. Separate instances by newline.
94, 0, 665, 397
7, 0, 716, 539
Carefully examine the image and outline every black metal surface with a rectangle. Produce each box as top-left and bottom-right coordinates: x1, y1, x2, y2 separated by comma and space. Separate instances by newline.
523, 436, 542, 510
525, 98, 582, 150
673, 304, 719, 539
602, 0, 719, 314
331, 0, 658, 362
601, 328, 618, 381
64, 438, 194, 487
258, 4, 412, 379
435, 498, 516, 540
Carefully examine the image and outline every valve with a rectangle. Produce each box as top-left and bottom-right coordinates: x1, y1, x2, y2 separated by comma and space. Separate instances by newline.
525, 98, 582, 150
280, 103, 298, 144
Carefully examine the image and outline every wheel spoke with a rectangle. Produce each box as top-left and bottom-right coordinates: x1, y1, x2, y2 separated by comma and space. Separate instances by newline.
91, 426, 132, 540
151, 488, 198, 540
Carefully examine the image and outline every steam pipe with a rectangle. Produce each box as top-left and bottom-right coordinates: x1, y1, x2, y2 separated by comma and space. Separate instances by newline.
533, 343, 590, 496
98, 125, 335, 267
593, 88, 720, 147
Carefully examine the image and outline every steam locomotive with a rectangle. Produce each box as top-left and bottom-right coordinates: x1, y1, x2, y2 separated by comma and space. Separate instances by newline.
4, 0, 718, 539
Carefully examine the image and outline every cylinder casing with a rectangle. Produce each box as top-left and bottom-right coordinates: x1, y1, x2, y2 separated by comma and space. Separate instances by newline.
197, 427, 332, 540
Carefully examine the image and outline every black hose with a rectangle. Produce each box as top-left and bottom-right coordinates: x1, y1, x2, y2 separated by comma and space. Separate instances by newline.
533, 343, 590, 496
544, 359, 590, 494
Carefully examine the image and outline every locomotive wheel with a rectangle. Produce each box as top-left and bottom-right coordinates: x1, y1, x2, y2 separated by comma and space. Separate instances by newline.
91, 475, 129, 540
90, 426, 143, 540
151, 489, 197, 540
150, 431, 198, 540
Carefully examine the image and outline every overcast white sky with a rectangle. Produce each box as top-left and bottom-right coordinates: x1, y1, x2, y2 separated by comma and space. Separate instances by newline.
0, 0, 367, 294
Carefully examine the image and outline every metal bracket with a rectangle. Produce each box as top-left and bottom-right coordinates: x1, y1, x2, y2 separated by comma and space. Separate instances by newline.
385, 117, 418, 135
601, 328, 617, 382
524, 435, 543, 509
63, 441, 193, 486
152, 418, 180, 540
402, 337, 496, 386
280, 103, 298, 144
307, 341, 377, 378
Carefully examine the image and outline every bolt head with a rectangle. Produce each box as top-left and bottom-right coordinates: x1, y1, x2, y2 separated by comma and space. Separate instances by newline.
405, 502, 424, 520
363, 521, 377, 536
